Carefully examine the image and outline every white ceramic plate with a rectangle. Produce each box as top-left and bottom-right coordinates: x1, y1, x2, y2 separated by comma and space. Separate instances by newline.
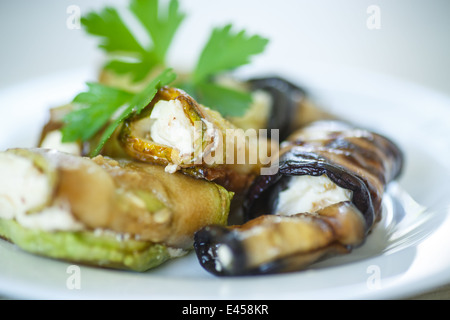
0, 64, 449, 300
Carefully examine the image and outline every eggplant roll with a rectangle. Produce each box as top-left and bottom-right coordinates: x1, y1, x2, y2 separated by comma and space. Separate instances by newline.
241, 76, 333, 141
0, 148, 232, 271
194, 120, 403, 276
194, 75, 333, 141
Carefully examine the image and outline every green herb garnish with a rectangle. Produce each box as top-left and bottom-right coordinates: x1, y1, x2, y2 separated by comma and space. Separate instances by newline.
61, 83, 134, 143
187, 24, 269, 116
193, 24, 269, 85
81, 0, 269, 117
82, 0, 185, 82
61, 68, 177, 156
61, 1, 269, 157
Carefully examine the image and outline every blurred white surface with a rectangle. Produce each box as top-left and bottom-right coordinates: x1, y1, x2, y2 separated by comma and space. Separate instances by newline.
1, 0, 449, 98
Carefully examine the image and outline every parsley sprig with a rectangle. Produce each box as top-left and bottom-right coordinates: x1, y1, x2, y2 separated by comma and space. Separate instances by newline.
61, 1, 269, 157
81, 0, 269, 117
61, 68, 176, 156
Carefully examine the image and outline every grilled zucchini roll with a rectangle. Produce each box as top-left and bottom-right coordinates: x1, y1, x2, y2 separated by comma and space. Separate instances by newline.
0, 148, 232, 271
117, 86, 272, 194
38, 87, 273, 194
193, 120, 403, 276
99, 70, 331, 141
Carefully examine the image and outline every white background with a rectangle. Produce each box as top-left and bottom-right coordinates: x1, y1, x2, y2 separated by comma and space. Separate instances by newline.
1, 0, 449, 99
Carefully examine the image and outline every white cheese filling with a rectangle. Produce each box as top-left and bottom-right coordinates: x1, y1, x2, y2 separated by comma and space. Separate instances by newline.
149, 99, 194, 157
0, 153, 50, 220
276, 175, 352, 216
15, 200, 84, 231
0, 153, 83, 231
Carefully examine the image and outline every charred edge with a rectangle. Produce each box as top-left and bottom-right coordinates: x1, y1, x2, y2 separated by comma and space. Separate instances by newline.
193, 225, 248, 277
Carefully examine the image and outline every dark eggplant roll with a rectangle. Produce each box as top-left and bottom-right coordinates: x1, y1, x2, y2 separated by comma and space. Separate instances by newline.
247, 120, 403, 227
193, 120, 403, 276
228, 76, 334, 142
248, 77, 326, 140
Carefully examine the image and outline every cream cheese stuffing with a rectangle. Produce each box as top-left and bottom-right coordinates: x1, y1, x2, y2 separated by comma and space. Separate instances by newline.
150, 99, 195, 157
276, 174, 353, 215
0, 152, 83, 231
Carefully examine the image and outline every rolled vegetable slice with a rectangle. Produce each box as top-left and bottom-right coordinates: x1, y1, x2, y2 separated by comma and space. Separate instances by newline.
118, 86, 270, 194
194, 120, 403, 276
119, 86, 217, 169
194, 202, 365, 275
0, 148, 233, 271
265, 120, 404, 225
242, 76, 334, 140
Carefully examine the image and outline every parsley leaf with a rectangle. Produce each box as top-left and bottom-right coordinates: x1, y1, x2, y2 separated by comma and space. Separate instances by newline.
61, 83, 133, 143
81, 0, 184, 82
187, 24, 269, 117
193, 24, 269, 84
130, 0, 185, 65
91, 68, 176, 156
193, 82, 253, 117
81, 7, 145, 55
61, 68, 177, 157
